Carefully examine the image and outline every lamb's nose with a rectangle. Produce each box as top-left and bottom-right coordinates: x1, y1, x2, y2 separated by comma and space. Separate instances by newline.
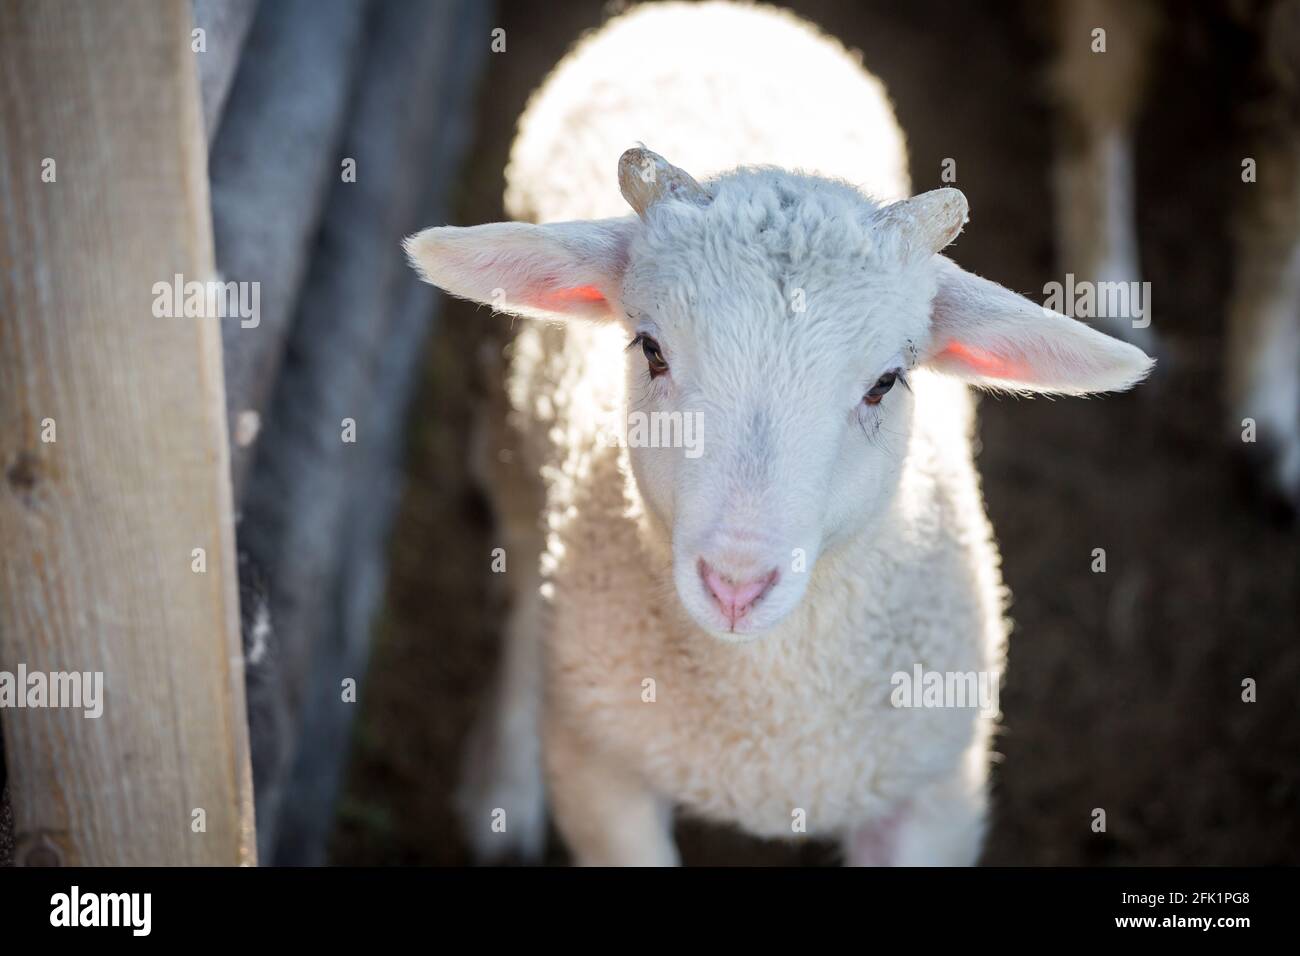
698, 559, 779, 626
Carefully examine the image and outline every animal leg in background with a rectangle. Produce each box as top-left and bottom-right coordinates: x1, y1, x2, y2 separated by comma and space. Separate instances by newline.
1052, 0, 1161, 354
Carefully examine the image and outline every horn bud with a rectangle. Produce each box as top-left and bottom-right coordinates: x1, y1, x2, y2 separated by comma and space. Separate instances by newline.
618, 147, 709, 221
876, 187, 969, 263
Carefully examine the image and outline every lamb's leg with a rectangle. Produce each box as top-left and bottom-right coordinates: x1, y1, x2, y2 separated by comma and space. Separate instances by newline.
844, 743, 990, 867
455, 559, 548, 862
545, 719, 679, 866
456, 350, 550, 863
1226, 3, 1300, 510
1052, 0, 1161, 353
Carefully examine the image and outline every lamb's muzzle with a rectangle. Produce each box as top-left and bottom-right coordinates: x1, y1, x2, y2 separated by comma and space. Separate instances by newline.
698, 559, 780, 632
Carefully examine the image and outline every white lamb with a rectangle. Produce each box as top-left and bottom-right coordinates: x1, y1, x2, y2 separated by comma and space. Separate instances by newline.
406, 1, 1153, 866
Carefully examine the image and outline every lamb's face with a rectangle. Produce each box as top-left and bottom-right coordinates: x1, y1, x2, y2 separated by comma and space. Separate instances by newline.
620, 170, 937, 640
405, 147, 1153, 646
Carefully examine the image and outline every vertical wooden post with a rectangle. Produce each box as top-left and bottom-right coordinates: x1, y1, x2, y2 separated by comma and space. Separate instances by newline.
0, 0, 255, 864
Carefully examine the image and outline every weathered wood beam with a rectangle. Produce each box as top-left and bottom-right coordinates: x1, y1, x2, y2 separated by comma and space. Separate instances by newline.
0, 0, 254, 865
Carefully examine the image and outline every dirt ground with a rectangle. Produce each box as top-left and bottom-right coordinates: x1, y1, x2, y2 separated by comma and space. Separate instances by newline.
331, 0, 1300, 866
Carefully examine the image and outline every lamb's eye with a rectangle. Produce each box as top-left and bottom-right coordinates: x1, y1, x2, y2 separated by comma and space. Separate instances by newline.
640, 335, 669, 377
863, 370, 898, 406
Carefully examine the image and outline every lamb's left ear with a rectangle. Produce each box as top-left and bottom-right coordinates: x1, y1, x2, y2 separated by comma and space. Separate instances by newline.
403, 217, 636, 321
922, 257, 1155, 394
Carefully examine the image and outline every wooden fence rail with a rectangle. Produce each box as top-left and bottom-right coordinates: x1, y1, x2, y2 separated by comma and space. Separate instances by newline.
0, 0, 255, 865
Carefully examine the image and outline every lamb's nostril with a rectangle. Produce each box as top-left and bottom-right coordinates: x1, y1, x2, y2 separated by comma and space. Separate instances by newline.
698, 559, 780, 624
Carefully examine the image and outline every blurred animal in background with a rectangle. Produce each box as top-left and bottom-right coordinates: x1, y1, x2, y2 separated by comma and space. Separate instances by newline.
1053, 0, 1300, 509
408, 1, 1152, 865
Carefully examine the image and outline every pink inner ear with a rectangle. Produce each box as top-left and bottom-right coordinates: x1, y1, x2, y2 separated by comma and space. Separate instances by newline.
532, 283, 608, 310
939, 340, 1029, 381
553, 284, 606, 302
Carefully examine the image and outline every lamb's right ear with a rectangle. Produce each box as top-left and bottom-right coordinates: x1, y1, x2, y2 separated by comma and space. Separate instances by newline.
403, 217, 637, 321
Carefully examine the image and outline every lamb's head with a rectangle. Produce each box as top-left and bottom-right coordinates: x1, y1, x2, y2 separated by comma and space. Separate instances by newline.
405, 147, 1153, 642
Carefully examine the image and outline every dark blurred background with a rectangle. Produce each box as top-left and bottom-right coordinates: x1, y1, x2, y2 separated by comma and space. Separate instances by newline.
326, 0, 1300, 865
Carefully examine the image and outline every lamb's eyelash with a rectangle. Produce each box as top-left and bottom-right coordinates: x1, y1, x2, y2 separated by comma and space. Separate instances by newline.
627, 333, 653, 386
858, 412, 882, 441
865, 367, 909, 394
855, 366, 908, 442
859, 405, 910, 447
626, 333, 669, 389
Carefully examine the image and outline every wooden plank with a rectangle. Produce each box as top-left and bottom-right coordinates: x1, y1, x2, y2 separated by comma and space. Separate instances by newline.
0, 0, 255, 865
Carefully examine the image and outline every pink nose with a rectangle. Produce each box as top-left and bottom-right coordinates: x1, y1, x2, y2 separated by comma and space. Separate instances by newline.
698, 559, 779, 627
